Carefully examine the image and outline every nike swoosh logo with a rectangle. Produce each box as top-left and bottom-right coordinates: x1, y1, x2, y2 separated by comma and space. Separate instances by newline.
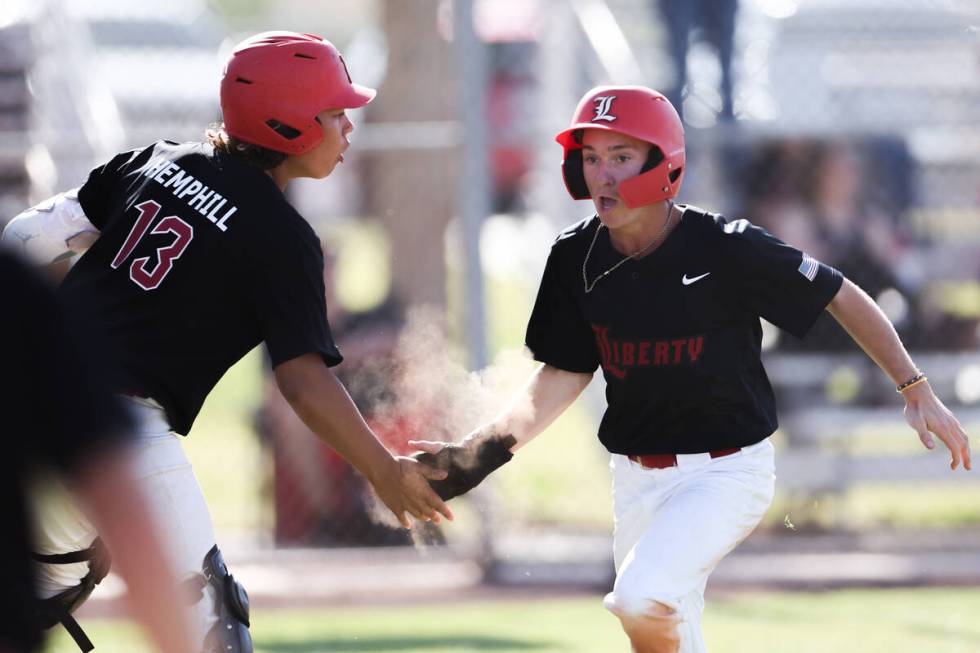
682, 272, 711, 285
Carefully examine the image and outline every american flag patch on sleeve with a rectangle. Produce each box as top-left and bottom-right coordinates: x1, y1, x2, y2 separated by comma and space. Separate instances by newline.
798, 253, 819, 281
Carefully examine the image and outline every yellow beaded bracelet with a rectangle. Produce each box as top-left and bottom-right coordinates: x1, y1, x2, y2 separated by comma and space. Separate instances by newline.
897, 372, 927, 393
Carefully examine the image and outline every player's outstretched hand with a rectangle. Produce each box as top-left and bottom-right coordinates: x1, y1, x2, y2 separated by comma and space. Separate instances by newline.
373, 457, 455, 528
408, 433, 517, 500
903, 381, 972, 471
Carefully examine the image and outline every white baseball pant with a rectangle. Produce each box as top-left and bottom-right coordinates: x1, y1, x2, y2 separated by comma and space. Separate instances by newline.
603, 439, 776, 653
30, 397, 219, 649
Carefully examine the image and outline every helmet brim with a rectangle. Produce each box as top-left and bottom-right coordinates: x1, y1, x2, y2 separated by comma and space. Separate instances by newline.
333, 83, 377, 109
555, 123, 621, 149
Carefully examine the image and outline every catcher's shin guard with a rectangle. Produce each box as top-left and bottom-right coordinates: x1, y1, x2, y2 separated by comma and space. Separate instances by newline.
32, 538, 111, 652
200, 545, 253, 653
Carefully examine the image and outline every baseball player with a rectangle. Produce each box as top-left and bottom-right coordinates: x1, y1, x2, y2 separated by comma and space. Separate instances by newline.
409, 85, 971, 653
2, 31, 451, 652
1, 248, 195, 653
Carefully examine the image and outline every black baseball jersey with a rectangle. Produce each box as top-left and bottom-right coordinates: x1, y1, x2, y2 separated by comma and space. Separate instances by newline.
61, 140, 342, 435
525, 205, 843, 455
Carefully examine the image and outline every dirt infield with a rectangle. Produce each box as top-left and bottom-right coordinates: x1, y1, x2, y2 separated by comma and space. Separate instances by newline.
76, 528, 980, 619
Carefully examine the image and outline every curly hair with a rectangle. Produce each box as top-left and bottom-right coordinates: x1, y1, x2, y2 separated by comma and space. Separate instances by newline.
206, 124, 287, 170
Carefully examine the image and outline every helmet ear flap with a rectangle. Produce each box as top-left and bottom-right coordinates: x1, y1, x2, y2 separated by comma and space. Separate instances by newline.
562, 149, 590, 200
640, 146, 665, 174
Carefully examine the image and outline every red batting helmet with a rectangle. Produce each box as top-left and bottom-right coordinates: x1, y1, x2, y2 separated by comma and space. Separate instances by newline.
220, 31, 376, 155
555, 86, 685, 208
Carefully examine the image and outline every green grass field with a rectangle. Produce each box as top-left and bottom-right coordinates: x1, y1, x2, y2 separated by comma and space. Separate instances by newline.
43, 588, 980, 652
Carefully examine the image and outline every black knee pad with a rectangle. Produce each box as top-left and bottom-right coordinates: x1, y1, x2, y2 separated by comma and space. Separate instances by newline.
201, 545, 253, 653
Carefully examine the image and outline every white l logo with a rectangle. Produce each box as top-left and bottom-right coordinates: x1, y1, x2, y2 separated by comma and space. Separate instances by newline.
592, 96, 617, 122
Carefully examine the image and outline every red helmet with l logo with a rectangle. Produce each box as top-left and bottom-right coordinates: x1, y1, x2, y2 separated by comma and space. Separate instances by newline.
555, 86, 685, 208
220, 31, 376, 155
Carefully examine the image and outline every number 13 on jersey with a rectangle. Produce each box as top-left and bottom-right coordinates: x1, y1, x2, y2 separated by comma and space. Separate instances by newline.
111, 200, 194, 290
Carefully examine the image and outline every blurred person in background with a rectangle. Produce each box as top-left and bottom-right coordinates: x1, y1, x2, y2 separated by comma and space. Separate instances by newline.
656, 0, 738, 123
2, 31, 451, 653
742, 139, 921, 352
0, 248, 194, 653
792, 141, 913, 350
410, 86, 971, 653
258, 246, 438, 547
734, 138, 813, 248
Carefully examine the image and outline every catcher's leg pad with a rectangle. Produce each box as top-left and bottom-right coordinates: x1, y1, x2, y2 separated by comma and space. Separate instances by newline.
33, 537, 111, 652
616, 602, 681, 653
200, 545, 253, 653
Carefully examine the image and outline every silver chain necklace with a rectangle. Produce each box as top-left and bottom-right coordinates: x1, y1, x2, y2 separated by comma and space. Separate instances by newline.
582, 202, 674, 294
